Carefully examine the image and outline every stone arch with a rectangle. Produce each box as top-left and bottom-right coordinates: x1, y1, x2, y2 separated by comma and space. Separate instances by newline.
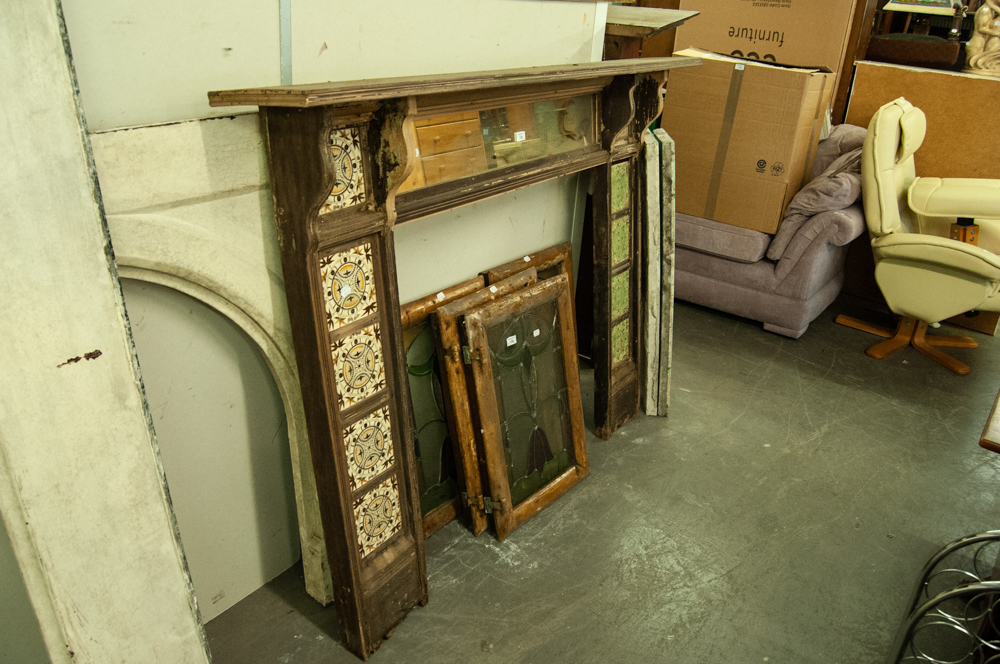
106, 212, 333, 605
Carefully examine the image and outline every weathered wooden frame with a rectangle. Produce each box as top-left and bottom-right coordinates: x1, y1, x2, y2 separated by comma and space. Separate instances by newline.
400, 277, 484, 538
433, 269, 538, 536
463, 273, 588, 541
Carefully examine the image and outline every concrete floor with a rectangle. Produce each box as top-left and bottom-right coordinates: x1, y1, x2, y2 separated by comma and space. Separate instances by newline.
205, 296, 1000, 663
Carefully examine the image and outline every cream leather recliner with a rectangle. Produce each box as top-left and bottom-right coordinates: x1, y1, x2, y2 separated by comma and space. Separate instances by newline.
836, 98, 1000, 374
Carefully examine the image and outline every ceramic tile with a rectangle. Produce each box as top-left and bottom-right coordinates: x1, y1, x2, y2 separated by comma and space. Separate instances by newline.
320, 243, 377, 331
611, 269, 630, 320
343, 406, 395, 491
612, 318, 630, 365
320, 127, 366, 214
611, 161, 630, 213
332, 324, 385, 408
611, 215, 630, 266
353, 476, 402, 557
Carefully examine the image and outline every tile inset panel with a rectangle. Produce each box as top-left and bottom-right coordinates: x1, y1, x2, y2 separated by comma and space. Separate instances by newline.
611, 161, 630, 213
320, 127, 367, 214
332, 324, 385, 408
611, 269, 629, 320
343, 406, 395, 491
353, 476, 402, 557
611, 216, 630, 266
320, 243, 378, 330
611, 318, 630, 365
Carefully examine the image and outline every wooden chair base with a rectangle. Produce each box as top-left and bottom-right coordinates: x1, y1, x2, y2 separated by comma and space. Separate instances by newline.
835, 314, 977, 375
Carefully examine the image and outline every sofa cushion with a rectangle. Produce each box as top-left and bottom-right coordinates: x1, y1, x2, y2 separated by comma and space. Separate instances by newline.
676, 213, 771, 263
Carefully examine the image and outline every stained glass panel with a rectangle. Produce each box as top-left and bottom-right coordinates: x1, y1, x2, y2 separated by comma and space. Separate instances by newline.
484, 299, 573, 507
403, 323, 459, 516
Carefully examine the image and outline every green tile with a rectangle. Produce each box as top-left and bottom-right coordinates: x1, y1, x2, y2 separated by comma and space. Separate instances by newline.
611, 319, 630, 365
611, 270, 629, 320
611, 162, 629, 213
611, 216, 629, 266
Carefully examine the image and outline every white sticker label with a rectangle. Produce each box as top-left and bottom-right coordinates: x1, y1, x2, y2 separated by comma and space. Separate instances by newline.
515, 130, 526, 142
506, 335, 517, 347
436, 291, 445, 301
339, 285, 352, 298
523, 255, 531, 262
533, 329, 540, 337
415, 148, 420, 156
735, 63, 745, 71
489, 285, 498, 293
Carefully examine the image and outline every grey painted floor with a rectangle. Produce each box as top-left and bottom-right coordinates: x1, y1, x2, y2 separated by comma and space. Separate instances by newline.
205, 296, 1000, 663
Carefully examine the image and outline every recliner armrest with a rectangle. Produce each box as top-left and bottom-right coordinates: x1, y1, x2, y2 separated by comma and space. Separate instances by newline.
774, 204, 866, 281
908, 177, 1000, 219
871, 233, 1000, 281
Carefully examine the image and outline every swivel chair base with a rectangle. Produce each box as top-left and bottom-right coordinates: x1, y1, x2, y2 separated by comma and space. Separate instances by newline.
835, 314, 978, 375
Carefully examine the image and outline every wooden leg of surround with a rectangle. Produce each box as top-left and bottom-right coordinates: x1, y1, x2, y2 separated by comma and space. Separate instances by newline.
912, 320, 973, 375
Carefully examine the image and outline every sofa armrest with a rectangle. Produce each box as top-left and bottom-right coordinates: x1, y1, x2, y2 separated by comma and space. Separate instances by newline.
774, 203, 866, 282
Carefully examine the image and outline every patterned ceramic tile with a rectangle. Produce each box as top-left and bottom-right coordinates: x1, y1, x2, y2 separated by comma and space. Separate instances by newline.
343, 406, 395, 491
332, 324, 385, 408
611, 161, 630, 213
319, 127, 366, 214
611, 269, 630, 320
611, 318, 630, 365
353, 476, 402, 557
611, 215, 630, 266
320, 243, 377, 330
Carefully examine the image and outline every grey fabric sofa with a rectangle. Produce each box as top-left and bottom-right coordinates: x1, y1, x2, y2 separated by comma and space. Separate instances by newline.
675, 126, 869, 339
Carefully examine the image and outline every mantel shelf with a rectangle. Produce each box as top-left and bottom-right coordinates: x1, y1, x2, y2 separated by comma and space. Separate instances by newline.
207, 56, 700, 108
605, 6, 699, 39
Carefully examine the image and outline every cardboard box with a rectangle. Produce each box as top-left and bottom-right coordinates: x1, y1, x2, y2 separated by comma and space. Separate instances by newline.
661, 49, 835, 234
673, 0, 857, 82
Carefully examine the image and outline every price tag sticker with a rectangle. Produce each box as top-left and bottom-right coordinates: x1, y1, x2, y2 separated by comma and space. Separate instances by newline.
523, 255, 531, 262
436, 291, 445, 301
533, 329, 540, 338
506, 335, 517, 347
515, 130, 526, 142
339, 285, 352, 298
489, 285, 498, 294
735, 63, 745, 71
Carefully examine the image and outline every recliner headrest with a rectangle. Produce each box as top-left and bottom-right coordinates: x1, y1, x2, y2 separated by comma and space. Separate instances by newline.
895, 99, 926, 164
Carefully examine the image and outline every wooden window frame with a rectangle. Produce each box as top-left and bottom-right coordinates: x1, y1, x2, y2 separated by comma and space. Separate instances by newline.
462, 273, 588, 542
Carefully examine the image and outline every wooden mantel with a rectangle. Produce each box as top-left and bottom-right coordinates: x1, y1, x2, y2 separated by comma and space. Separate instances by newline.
208, 56, 697, 660
208, 57, 699, 108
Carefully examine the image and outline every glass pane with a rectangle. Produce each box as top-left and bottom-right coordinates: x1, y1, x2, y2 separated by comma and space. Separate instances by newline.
403, 323, 458, 515
611, 269, 629, 320
484, 298, 573, 507
398, 95, 596, 193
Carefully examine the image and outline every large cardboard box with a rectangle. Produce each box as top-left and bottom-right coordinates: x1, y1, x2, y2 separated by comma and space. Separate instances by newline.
662, 49, 835, 234
673, 0, 857, 81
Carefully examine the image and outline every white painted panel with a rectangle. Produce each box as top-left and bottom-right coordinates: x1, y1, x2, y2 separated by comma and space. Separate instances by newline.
291, 0, 600, 83
0, 518, 50, 664
0, 0, 210, 660
394, 175, 581, 303
121, 280, 299, 621
61, 0, 280, 131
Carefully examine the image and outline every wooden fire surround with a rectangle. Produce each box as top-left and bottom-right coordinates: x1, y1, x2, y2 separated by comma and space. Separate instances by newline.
209, 56, 697, 659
